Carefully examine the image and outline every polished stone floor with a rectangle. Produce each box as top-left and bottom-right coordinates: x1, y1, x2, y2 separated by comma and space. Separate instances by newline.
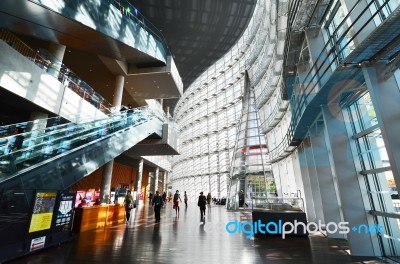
7, 202, 394, 264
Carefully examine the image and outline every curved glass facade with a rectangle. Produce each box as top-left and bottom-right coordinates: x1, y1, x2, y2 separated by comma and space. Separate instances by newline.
172, 0, 400, 257
172, 1, 279, 201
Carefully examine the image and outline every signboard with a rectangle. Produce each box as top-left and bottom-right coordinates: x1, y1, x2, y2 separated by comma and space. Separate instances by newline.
75, 190, 85, 207
30, 236, 46, 252
85, 191, 93, 202
29, 192, 57, 232
29, 192, 57, 233
55, 191, 75, 228
94, 190, 100, 200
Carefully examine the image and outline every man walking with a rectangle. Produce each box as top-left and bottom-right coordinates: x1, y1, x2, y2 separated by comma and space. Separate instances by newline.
197, 192, 207, 221
152, 191, 164, 223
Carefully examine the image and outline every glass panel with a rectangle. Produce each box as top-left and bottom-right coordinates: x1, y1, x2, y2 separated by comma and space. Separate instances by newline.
0, 107, 163, 178
347, 91, 400, 256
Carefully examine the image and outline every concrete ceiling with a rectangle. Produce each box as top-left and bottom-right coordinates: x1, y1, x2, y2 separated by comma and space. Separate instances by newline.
130, 0, 256, 87
130, 0, 257, 109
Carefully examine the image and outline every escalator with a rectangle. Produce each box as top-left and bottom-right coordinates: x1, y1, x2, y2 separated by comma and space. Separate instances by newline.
0, 107, 165, 262
0, 107, 164, 192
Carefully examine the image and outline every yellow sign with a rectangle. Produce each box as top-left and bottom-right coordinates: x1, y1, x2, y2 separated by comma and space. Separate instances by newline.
28, 192, 57, 233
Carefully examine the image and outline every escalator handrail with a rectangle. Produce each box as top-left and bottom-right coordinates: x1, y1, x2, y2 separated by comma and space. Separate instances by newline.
0, 107, 164, 176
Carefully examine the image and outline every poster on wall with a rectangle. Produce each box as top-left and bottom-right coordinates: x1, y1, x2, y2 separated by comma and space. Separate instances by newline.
29, 192, 57, 233
30, 236, 46, 252
55, 191, 75, 229
94, 190, 100, 200
75, 190, 85, 207
85, 190, 93, 203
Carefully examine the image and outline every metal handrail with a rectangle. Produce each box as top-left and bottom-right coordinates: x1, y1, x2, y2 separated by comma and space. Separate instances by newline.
0, 107, 162, 177
260, 94, 288, 133
269, 0, 393, 161
0, 29, 113, 114
290, 0, 392, 130
109, 0, 170, 55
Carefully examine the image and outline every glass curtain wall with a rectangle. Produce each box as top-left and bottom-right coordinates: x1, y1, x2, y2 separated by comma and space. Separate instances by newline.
346, 92, 400, 256
172, 1, 271, 202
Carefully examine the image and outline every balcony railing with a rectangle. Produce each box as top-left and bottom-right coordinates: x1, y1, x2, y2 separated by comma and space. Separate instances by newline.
0, 29, 113, 114
290, 0, 391, 132
269, 0, 393, 161
109, 0, 168, 54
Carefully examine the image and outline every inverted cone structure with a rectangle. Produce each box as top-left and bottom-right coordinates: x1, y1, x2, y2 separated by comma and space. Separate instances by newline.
227, 72, 275, 210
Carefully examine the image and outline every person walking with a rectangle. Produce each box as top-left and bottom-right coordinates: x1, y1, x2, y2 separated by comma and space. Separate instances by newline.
127, 104, 134, 125
184, 191, 188, 208
173, 190, 182, 215
124, 190, 134, 224
152, 191, 164, 223
197, 192, 207, 220
162, 192, 167, 205
8, 127, 24, 153
238, 190, 245, 208
206, 192, 212, 210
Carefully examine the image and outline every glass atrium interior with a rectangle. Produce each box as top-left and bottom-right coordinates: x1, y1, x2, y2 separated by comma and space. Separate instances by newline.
1, 0, 400, 260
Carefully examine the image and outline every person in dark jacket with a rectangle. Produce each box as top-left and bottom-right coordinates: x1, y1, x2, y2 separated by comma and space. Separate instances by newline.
197, 192, 207, 220
238, 190, 245, 208
184, 191, 188, 208
124, 191, 134, 224
9, 127, 24, 152
152, 191, 164, 223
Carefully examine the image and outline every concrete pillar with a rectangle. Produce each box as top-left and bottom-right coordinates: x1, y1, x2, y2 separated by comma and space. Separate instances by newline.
100, 160, 114, 203
48, 42, 66, 74
154, 167, 159, 193
291, 150, 308, 213
147, 174, 152, 202
100, 75, 124, 202
163, 171, 167, 193
29, 112, 48, 131
135, 158, 144, 201
27, 112, 49, 145
49, 43, 66, 62
303, 136, 325, 224
29, 112, 48, 122
113, 75, 125, 111
298, 145, 317, 222
310, 116, 343, 238
322, 106, 380, 256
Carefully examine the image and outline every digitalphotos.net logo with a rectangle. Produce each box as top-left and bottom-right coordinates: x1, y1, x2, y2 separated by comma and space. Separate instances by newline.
225, 220, 383, 239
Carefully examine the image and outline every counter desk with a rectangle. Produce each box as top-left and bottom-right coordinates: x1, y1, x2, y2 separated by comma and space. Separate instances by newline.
72, 204, 126, 233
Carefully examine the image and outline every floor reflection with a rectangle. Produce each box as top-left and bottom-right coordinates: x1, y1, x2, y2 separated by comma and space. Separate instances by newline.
8, 203, 389, 264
